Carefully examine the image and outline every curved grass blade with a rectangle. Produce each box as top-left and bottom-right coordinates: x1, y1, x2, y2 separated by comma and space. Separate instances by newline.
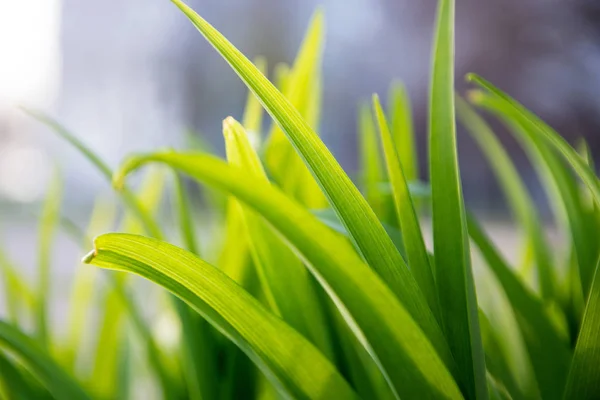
114, 152, 462, 398
53, 202, 181, 400
466, 74, 600, 206
372, 95, 440, 321
388, 81, 418, 182
0, 248, 35, 326
466, 92, 598, 300
262, 10, 327, 209
429, 0, 486, 397
224, 117, 334, 359
84, 233, 359, 400
0, 350, 51, 399
467, 214, 571, 400
242, 56, 267, 149
478, 311, 526, 400
36, 166, 62, 347
64, 197, 116, 371
456, 96, 555, 299
563, 256, 600, 399
174, 173, 200, 255
175, 145, 230, 400
359, 102, 387, 219
169, 2, 442, 342
22, 108, 162, 239
0, 321, 91, 399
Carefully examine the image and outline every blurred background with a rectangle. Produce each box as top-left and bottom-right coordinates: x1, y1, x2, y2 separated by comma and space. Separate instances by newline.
1, 0, 599, 270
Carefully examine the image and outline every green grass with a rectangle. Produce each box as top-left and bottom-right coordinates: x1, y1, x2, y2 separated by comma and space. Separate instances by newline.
1, 0, 599, 398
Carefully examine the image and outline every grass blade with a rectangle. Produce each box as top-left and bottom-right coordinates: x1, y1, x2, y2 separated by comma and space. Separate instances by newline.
0, 321, 91, 399
114, 152, 461, 398
563, 256, 600, 399
262, 9, 328, 209
36, 166, 62, 347
170, 0, 444, 360
64, 198, 116, 371
84, 234, 359, 400
388, 81, 418, 182
224, 117, 334, 359
0, 248, 36, 326
359, 102, 387, 219
429, 0, 486, 397
466, 74, 600, 207
242, 56, 267, 149
456, 96, 555, 299
467, 214, 571, 400
467, 92, 598, 301
0, 350, 51, 399
372, 95, 440, 321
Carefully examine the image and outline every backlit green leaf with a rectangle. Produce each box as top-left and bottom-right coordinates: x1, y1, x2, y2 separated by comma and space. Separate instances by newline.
429, 0, 486, 397
84, 234, 359, 400
114, 151, 462, 398
170, 1, 444, 364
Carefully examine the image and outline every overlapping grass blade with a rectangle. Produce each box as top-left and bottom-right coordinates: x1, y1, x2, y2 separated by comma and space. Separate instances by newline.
84, 233, 359, 400
0, 350, 51, 399
64, 198, 116, 371
359, 102, 387, 219
456, 96, 555, 298
563, 256, 600, 399
170, 0, 443, 358
467, 215, 571, 400
242, 56, 267, 149
465, 74, 600, 207
428, 0, 486, 397
263, 9, 328, 209
0, 321, 91, 399
224, 117, 333, 358
174, 172, 217, 400
90, 168, 177, 399
466, 92, 598, 300
388, 81, 418, 182
114, 152, 462, 398
0, 247, 35, 326
35, 167, 62, 347
372, 95, 440, 321
478, 311, 525, 400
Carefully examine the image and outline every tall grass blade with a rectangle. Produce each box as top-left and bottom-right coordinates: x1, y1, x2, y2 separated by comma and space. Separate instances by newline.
465, 74, 600, 206
359, 102, 387, 219
36, 166, 62, 347
84, 234, 359, 400
0, 321, 91, 399
263, 9, 327, 209
429, 0, 486, 397
372, 95, 440, 321
0, 248, 35, 326
388, 81, 418, 182
170, 0, 444, 358
0, 350, 51, 399
114, 152, 461, 398
457, 96, 555, 298
467, 214, 571, 399
64, 198, 116, 371
242, 56, 267, 149
224, 117, 334, 358
563, 256, 600, 399
467, 92, 598, 301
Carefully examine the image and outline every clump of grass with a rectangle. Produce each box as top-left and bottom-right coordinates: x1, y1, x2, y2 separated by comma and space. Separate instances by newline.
1, 0, 599, 398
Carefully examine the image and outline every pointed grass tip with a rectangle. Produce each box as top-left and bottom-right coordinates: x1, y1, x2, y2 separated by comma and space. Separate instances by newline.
82, 249, 96, 264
